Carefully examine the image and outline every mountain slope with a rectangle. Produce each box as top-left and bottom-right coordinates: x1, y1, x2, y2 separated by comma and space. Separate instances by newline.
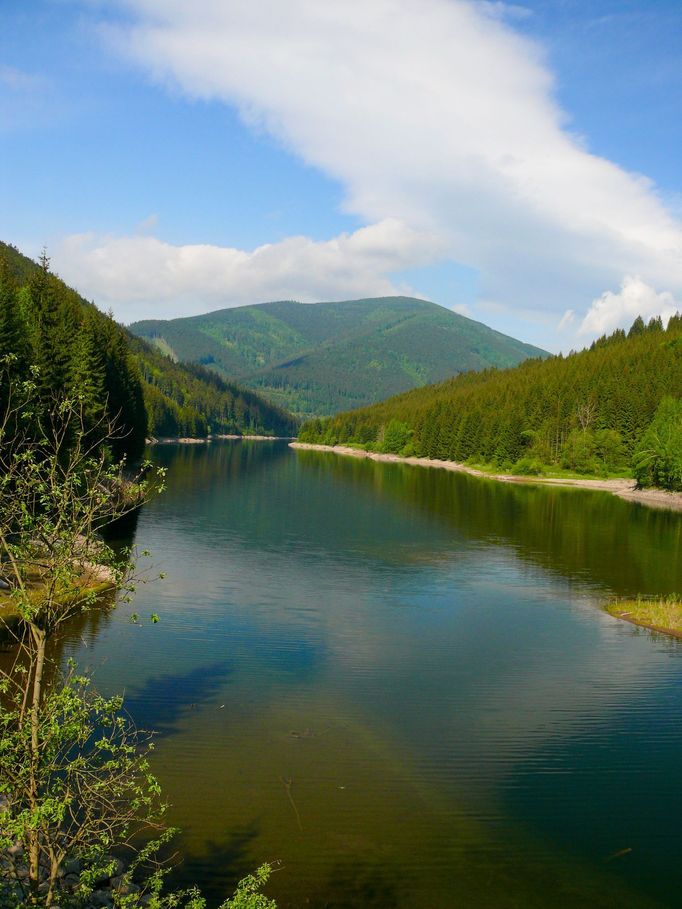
0, 242, 297, 445
298, 315, 682, 480
130, 297, 547, 417
130, 337, 298, 438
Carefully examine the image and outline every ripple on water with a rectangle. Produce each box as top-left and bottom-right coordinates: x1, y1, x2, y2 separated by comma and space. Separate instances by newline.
61, 442, 682, 908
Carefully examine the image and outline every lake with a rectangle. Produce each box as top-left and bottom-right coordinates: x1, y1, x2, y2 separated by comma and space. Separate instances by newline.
65, 441, 682, 908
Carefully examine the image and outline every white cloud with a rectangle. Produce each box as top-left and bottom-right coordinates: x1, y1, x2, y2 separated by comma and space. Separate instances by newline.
580, 276, 680, 337
95, 0, 682, 337
135, 213, 159, 233
558, 309, 575, 331
31, 0, 673, 345
54, 219, 443, 321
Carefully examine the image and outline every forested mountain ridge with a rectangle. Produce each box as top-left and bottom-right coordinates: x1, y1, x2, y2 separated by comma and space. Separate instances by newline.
130, 297, 548, 417
0, 242, 148, 458
298, 316, 682, 489
0, 242, 298, 449
129, 336, 298, 439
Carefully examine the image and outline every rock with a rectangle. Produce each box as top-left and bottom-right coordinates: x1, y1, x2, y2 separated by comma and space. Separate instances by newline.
64, 873, 80, 887
90, 890, 113, 908
0, 881, 25, 906
109, 857, 125, 879
63, 858, 82, 876
110, 875, 140, 895
93, 856, 125, 884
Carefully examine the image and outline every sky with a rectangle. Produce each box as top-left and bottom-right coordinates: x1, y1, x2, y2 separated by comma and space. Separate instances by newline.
1, 0, 681, 352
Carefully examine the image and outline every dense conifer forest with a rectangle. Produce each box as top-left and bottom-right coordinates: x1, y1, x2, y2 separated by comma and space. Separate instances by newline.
299, 316, 682, 490
0, 242, 298, 453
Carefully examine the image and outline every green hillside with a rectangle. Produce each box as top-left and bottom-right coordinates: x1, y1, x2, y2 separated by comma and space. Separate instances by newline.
298, 316, 682, 488
130, 297, 547, 417
130, 338, 298, 439
0, 242, 297, 446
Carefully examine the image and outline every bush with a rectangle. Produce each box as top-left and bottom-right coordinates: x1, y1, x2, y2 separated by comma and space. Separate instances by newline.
513, 457, 545, 476
560, 429, 597, 474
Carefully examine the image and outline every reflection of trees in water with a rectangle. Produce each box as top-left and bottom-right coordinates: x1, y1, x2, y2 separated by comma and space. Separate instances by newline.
296, 451, 682, 597
0, 588, 119, 688
149, 440, 289, 502
166, 824, 261, 908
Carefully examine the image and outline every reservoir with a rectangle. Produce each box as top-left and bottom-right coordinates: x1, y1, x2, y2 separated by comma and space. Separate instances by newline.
66, 441, 682, 908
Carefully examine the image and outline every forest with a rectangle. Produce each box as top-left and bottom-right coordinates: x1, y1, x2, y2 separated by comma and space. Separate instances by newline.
299, 315, 682, 490
0, 242, 298, 455
131, 296, 547, 418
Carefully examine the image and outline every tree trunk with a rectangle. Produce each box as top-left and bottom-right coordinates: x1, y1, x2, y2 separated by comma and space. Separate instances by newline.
28, 624, 46, 896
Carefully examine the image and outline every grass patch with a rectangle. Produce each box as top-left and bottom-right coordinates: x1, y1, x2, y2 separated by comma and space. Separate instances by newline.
0, 565, 115, 621
462, 461, 633, 481
605, 595, 682, 636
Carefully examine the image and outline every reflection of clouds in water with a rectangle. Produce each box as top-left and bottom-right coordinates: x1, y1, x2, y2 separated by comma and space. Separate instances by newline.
75, 443, 682, 907
123, 454, 680, 781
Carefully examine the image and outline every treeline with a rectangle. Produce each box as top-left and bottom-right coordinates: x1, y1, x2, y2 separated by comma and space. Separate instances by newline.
299, 316, 682, 490
0, 242, 298, 452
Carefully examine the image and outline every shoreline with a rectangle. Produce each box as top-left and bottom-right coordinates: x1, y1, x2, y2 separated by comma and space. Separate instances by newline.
146, 434, 293, 445
289, 442, 682, 512
605, 599, 682, 642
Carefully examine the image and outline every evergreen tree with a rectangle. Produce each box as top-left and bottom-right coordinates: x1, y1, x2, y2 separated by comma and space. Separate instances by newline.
633, 397, 682, 490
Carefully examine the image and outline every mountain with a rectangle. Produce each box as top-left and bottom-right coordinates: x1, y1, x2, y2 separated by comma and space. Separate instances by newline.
298, 315, 682, 483
0, 242, 298, 450
130, 297, 548, 418
130, 338, 298, 439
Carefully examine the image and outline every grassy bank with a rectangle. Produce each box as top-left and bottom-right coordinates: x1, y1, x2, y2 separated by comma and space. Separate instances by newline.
605, 596, 682, 639
0, 565, 116, 643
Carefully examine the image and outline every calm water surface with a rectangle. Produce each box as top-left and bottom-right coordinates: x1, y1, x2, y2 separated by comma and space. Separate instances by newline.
67, 442, 682, 908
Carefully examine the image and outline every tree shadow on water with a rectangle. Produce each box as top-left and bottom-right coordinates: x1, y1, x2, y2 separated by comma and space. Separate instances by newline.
166, 822, 262, 907
309, 858, 401, 909
123, 659, 234, 737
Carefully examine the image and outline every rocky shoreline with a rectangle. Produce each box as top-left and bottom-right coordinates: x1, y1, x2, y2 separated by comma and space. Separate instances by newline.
0, 811, 141, 909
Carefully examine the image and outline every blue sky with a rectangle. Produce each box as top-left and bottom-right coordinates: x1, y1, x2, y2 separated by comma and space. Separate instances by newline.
1, 0, 681, 351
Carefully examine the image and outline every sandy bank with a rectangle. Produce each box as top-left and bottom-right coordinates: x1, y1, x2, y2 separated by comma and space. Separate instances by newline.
290, 442, 682, 512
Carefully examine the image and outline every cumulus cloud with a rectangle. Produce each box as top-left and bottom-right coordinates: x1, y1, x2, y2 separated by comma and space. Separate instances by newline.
55, 219, 442, 321
580, 276, 680, 337
94, 0, 682, 338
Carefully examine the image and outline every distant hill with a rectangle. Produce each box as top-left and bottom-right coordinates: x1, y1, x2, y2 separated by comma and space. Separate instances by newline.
0, 242, 298, 447
130, 297, 548, 418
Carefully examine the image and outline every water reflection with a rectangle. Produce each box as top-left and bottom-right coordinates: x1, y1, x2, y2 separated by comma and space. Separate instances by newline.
56, 442, 682, 908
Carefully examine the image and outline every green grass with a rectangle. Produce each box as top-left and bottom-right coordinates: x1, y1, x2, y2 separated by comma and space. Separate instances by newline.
395, 457, 633, 483
605, 595, 682, 636
0, 568, 115, 621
